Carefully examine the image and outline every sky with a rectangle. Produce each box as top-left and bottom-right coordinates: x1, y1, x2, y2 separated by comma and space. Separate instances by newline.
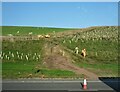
2, 2, 118, 28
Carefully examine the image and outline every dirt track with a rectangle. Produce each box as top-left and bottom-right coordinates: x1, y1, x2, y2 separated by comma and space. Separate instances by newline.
43, 42, 98, 79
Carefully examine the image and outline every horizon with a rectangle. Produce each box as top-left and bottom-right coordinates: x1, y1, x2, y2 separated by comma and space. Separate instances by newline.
1, 25, 118, 29
2, 2, 118, 28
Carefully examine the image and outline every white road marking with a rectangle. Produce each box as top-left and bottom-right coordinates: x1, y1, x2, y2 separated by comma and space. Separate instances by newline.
2, 80, 119, 83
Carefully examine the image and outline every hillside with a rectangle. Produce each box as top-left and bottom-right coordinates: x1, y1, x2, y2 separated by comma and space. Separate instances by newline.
2, 26, 78, 36
2, 26, 118, 79
57, 26, 118, 77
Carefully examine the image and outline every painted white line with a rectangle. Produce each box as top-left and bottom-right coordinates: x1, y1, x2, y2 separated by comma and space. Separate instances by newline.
3, 80, 119, 83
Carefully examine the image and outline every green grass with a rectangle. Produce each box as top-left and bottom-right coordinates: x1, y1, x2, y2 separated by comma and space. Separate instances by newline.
2, 40, 77, 79
2, 26, 76, 36
2, 61, 34, 79
57, 26, 118, 77
74, 62, 118, 76
61, 39, 118, 63
2, 26, 119, 78
2, 40, 43, 79
2, 40, 44, 62
37, 69, 76, 78
2, 62, 76, 79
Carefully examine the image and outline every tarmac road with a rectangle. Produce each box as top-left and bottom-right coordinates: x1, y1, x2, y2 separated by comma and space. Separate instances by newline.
2, 78, 119, 92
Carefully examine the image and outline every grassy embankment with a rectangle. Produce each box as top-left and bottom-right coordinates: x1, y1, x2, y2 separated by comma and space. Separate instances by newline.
2, 40, 76, 79
58, 26, 118, 77
2, 26, 119, 78
2, 26, 77, 79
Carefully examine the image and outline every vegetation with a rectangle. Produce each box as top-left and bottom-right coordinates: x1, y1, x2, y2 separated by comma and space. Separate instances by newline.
2, 40, 44, 62
2, 26, 77, 36
2, 40, 77, 79
2, 26, 119, 79
3, 61, 76, 79
58, 26, 118, 77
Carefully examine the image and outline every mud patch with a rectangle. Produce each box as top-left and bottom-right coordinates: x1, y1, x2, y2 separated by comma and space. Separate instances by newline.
43, 42, 98, 79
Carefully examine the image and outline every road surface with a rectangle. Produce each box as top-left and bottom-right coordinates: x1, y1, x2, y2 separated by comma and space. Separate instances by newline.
2, 78, 119, 92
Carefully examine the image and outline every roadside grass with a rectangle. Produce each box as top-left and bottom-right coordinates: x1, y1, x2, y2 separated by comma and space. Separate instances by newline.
63, 45, 118, 77
2, 40, 43, 79
2, 61, 35, 79
2, 26, 118, 78
74, 62, 118, 77
2, 40, 78, 79
35, 68, 76, 78
57, 26, 118, 77
2, 61, 77, 79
